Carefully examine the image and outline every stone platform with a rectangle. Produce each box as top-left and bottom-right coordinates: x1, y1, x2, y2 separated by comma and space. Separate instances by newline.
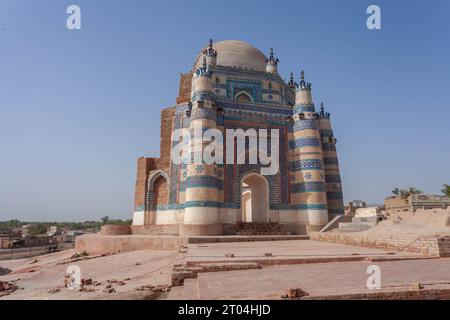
310, 232, 450, 257
187, 235, 308, 244
75, 234, 309, 255
75, 234, 186, 255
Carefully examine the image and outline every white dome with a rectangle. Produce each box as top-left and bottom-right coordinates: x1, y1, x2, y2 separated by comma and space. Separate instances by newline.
194, 40, 268, 72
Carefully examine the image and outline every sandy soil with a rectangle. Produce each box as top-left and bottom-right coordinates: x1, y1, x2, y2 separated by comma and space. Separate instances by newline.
362, 208, 450, 236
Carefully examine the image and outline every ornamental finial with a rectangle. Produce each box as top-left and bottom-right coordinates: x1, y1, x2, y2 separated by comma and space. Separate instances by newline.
288, 72, 298, 89
266, 47, 279, 66
203, 38, 218, 57
298, 69, 311, 89
202, 55, 207, 68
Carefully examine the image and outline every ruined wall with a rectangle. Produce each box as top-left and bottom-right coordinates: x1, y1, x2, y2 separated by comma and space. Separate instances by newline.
176, 72, 193, 105
153, 176, 169, 206
133, 106, 176, 213
311, 232, 450, 257
384, 196, 410, 214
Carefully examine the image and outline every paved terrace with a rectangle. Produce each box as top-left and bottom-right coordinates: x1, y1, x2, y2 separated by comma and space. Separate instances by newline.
185, 239, 422, 265
169, 257, 450, 299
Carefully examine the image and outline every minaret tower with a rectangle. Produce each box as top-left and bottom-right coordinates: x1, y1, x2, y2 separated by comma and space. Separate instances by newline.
203, 39, 218, 66
318, 103, 345, 219
290, 70, 329, 233
265, 47, 279, 74
181, 42, 222, 236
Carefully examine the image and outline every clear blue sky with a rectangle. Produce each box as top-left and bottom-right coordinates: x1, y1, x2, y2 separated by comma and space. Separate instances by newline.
1, 0, 449, 221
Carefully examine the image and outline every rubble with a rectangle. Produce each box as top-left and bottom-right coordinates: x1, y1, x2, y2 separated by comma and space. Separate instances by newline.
48, 288, 61, 294
0, 267, 12, 276
103, 288, 116, 294
0, 280, 19, 297
285, 288, 309, 299
411, 282, 424, 290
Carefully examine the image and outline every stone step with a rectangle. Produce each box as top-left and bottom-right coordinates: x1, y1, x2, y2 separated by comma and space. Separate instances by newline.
181, 278, 200, 300
167, 285, 184, 300
236, 231, 291, 236
235, 222, 290, 235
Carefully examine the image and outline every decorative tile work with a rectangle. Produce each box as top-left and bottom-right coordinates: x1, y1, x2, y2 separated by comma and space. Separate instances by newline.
223, 108, 287, 125
323, 157, 339, 165
195, 165, 204, 174
212, 83, 227, 89
191, 91, 215, 102
293, 119, 318, 131
328, 208, 345, 214
325, 174, 341, 183
291, 181, 326, 193
289, 137, 321, 149
326, 191, 343, 199
185, 175, 219, 188
217, 99, 292, 115
304, 172, 313, 180
226, 80, 262, 102
289, 159, 323, 171
293, 104, 315, 114
322, 142, 336, 152
190, 107, 217, 122
223, 121, 289, 207
271, 203, 327, 210
212, 65, 281, 82
158, 54, 344, 218
261, 89, 281, 95
146, 170, 171, 210
183, 200, 223, 208
320, 129, 334, 137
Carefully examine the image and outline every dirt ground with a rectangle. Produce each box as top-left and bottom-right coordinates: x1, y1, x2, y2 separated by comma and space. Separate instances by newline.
0, 248, 183, 300
363, 207, 450, 236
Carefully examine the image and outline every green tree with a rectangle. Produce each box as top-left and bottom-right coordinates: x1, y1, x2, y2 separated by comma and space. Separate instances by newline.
399, 187, 423, 199
391, 188, 400, 196
442, 184, 450, 197
27, 224, 48, 236
101, 215, 110, 225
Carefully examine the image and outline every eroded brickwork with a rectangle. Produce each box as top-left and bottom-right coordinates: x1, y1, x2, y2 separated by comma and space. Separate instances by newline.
176, 72, 193, 105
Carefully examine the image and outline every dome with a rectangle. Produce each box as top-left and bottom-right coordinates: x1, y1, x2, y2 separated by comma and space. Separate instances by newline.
194, 40, 268, 72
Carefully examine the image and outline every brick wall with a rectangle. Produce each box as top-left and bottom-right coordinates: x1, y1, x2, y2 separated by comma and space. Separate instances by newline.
160, 107, 176, 167
134, 106, 176, 210
153, 175, 169, 206
311, 232, 450, 257
176, 72, 193, 105
384, 196, 410, 213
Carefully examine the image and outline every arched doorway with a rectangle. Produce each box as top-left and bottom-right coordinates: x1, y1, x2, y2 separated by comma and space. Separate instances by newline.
152, 175, 168, 207
241, 173, 269, 223
146, 170, 170, 210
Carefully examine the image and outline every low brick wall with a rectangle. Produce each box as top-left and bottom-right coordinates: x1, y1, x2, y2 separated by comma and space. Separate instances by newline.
101, 225, 131, 236
311, 232, 450, 257
302, 288, 450, 300
75, 234, 185, 255
131, 224, 179, 235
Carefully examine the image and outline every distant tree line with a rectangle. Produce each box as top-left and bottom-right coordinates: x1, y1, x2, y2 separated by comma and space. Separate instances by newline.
391, 184, 450, 199
0, 216, 131, 236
